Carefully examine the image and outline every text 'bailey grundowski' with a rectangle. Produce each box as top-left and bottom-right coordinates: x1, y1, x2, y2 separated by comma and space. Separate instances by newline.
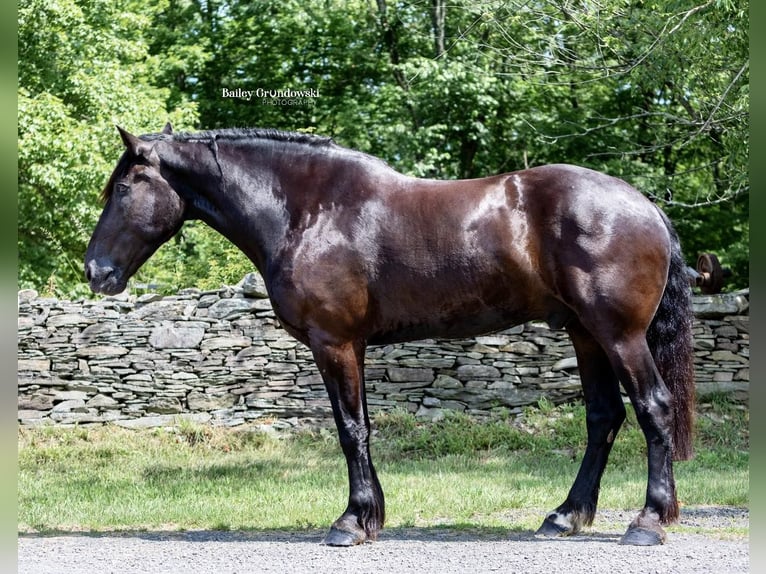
221, 88, 321, 101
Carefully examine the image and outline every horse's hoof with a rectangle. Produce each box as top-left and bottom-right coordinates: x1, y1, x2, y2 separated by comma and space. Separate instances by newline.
322, 526, 366, 547
619, 525, 666, 546
535, 514, 573, 538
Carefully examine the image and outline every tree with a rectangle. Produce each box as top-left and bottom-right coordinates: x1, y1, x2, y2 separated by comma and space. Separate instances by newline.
18, 0, 199, 295
17, 0, 748, 294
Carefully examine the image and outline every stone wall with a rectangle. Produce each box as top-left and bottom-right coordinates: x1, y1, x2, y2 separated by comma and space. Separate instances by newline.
17, 275, 749, 429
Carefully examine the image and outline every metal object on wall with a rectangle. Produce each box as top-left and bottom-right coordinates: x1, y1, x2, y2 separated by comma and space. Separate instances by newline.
688, 253, 731, 294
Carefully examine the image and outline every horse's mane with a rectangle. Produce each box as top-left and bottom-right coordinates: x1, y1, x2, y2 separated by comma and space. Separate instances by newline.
143, 128, 335, 148
101, 127, 389, 203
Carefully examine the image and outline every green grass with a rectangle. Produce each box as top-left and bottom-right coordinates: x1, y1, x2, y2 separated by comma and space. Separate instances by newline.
18, 398, 748, 536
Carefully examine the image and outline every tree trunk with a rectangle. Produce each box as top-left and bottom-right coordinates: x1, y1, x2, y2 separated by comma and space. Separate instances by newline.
431, 0, 446, 58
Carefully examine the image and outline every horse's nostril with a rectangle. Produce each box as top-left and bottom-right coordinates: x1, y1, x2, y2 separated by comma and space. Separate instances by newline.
85, 260, 99, 283
85, 261, 114, 286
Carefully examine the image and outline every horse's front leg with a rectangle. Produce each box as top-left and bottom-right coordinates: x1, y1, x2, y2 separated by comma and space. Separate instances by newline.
311, 339, 385, 546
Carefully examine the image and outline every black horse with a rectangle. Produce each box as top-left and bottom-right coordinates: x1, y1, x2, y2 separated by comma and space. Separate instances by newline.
85, 124, 695, 547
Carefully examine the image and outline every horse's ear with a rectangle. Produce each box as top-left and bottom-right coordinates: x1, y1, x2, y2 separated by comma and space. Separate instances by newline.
117, 125, 143, 156
116, 125, 158, 161
161, 122, 173, 135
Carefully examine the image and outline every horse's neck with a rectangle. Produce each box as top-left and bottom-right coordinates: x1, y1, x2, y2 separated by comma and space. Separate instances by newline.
182, 139, 393, 276
184, 144, 299, 275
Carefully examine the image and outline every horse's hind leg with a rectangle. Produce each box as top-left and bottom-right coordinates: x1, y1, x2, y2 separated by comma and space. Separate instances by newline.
311, 339, 384, 546
536, 320, 625, 538
605, 333, 678, 546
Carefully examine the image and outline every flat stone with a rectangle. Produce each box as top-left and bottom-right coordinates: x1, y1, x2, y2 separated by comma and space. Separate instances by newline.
69, 380, 99, 393
17, 358, 50, 372
137, 293, 164, 304
456, 364, 501, 381
432, 374, 463, 389
201, 336, 252, 350
296, 374, 323, 386
171, 372, 199, 381
693, 291, 749, 318
709, 350, 748, 364
187, 391, 238, 411
76, 345, 129, 358
52, 399, 86, 412
415, 405, 445, 422
207, 299, 258, 320
49, 411, 103, 423
18, 409, 48, 421
233, 346, 271, 361
468, 343, 499, 354
147, 397, 184, 414
18, 394, 54, 411
132, 301, 190, 320
475, 335, 511, 347
551, 357, 578, 371
487, 380, 516, 390
399, 357, 456, 369
197, 294, 219, 308
265, 362, 299, 374
734, 368, 749, 381
18, 289, 38, 301
46, 313, 92, 327
373, 381, 432, 394
86, 394, 119, 408
500, 341, 539, 355
269, 339, 297, 350
240, 273, 269, 298
694, 338, 716, 350
53, 390, 89, 402
149, 323, 205, 349
387, 367, 434, 382
124, 373, 153, 382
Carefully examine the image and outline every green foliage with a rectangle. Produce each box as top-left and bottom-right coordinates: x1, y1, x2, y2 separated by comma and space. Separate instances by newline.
18, 0, 749, 295
374, 409, 528, 459
132, 222, 254, 294
18, 0, 198, 295
373, 402, 602, 461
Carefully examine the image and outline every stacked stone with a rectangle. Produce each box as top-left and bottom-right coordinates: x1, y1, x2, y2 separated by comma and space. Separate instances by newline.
691, 291, 749, 403
363, 326, 582, 422
17, 277, 749, 429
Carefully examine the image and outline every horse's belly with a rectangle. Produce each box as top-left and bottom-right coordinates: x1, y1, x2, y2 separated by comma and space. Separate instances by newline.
366, 289, 549, 345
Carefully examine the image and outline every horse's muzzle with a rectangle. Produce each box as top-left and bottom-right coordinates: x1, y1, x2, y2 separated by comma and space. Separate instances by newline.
85, 260, 125, 295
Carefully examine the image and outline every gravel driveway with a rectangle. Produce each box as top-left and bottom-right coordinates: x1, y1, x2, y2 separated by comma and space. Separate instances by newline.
18, 507, 748, 574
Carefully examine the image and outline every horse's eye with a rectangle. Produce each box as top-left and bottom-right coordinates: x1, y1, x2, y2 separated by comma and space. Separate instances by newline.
115, 183, 130, 196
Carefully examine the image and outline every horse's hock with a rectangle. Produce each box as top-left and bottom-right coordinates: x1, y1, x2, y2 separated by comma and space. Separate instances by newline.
17, 275, 749, 429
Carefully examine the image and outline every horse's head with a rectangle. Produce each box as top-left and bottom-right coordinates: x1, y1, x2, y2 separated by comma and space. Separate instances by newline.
85, 123, 185, 295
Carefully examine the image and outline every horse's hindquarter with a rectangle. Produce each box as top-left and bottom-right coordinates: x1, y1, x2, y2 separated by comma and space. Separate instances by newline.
521, 165, 672, 335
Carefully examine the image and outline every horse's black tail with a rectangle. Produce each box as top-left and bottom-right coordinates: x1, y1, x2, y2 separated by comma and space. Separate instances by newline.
647, 211, 696, 461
